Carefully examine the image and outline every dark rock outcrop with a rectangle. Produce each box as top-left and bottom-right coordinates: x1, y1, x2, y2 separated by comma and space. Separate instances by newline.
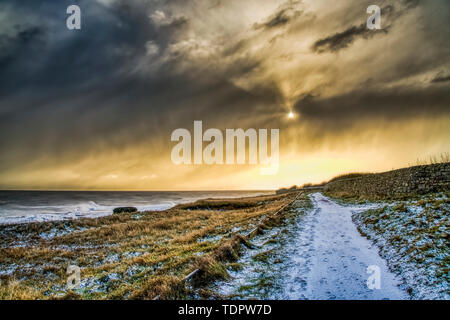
113, 207, 138, 214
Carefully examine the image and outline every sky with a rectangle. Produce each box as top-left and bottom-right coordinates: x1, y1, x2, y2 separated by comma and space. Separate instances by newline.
0, 0, 449, 190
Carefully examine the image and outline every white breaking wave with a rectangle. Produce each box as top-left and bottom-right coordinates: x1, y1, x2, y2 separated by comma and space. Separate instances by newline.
0, 200, 179, 225
0, 191, 272, 225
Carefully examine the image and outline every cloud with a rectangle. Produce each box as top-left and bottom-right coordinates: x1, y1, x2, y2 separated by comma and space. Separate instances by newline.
310, 3, 399, 54
0, 24, 46, 79
294, 85, 450, 131
309, 1, 426, 54
431, 72, 450, 83
150, 10, 188, 28
0, 0, 449, 189
312, 23, 389, 53
254, 1, 304, 30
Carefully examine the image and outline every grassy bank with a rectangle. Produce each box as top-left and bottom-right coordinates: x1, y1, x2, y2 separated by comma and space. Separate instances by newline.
0, 192, 303, 300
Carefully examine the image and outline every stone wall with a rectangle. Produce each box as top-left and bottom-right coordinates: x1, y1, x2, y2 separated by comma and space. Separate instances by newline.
324, 162, 450, 198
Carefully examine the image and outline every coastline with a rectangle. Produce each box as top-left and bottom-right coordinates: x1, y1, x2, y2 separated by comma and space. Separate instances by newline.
1, 187, 448, 300
0, 192, 301, 299
0, 190, 274, 226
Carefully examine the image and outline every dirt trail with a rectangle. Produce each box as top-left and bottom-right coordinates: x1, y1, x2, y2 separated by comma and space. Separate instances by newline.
281, 193, 408, 300
216, 193, 409, 300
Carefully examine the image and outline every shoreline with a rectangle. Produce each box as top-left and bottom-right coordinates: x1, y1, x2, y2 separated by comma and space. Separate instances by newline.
0, 190, 274, 226
0, 192, 298, 299
1, 189, 447, 300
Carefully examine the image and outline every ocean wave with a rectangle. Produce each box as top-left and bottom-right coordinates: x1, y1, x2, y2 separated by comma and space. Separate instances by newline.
0, 191, 273, 225
0, 201, 175, 225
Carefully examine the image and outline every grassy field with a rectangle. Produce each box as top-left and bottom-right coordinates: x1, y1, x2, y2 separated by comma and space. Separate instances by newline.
0, 192, 305, 300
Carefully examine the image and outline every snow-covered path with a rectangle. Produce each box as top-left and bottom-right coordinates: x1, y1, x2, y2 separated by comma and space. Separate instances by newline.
282, 193, 408, 300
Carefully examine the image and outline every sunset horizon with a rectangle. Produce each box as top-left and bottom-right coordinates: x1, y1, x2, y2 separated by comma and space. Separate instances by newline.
1, 0, 449, 191
0, 157, 447, 191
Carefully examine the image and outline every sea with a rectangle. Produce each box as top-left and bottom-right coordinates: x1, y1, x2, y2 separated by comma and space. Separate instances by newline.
0, 190, 274, 225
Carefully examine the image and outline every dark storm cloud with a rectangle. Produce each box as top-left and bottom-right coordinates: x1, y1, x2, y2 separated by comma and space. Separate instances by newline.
263, 10, 291, 28
293, 86, 450, 130
0, 73, 281, 172
432, 73, 450, 83
311, 4, 405, 53
254, 8, 298, 29
0, 0, 282, 172
0, 0, 198, 99
253, 1, 304, 30
312, 23, 387, 53
0, 0, 155, 95
0, 0, 273, 108
0, 25, 45, 67
0, 0, 449, 189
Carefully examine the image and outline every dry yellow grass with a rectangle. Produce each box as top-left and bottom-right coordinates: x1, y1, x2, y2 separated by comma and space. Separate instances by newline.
0, 279, 41, 300
0, 192, 302, 300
